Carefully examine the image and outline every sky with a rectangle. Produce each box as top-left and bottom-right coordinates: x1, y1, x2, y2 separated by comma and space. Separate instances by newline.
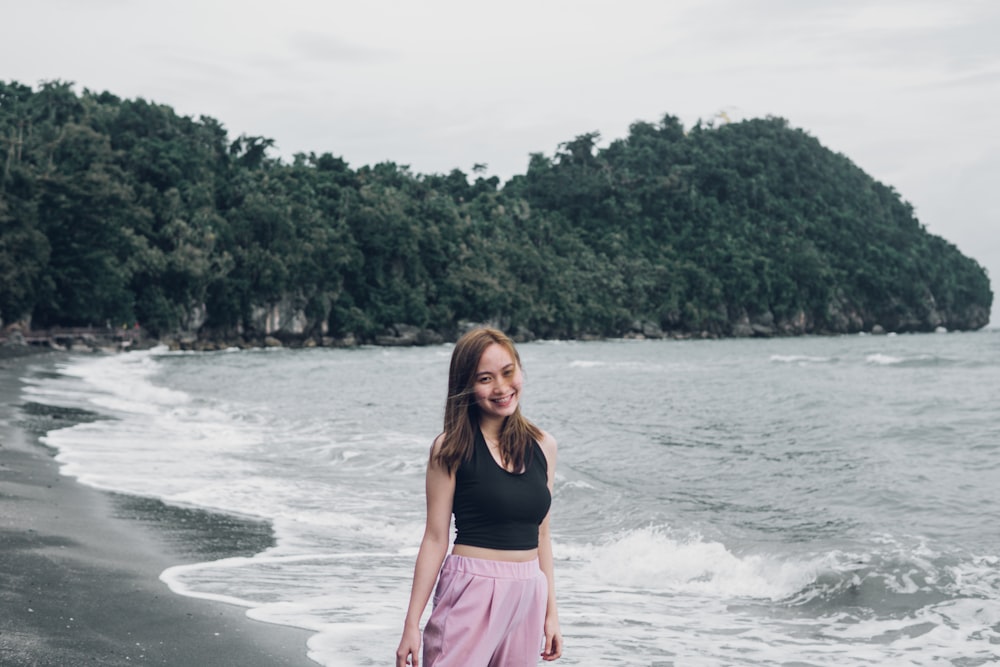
4, 0, 998, 326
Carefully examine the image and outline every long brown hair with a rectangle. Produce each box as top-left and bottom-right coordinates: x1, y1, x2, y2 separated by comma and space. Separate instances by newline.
433, 327, 542, 474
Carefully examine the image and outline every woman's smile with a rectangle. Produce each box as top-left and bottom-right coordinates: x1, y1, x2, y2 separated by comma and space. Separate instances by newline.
490, 391, 516, 407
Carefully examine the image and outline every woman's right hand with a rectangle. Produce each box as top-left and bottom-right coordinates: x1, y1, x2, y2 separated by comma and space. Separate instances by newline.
396, 625, 421, 667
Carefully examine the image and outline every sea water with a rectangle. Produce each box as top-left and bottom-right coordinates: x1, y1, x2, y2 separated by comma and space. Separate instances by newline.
18, 331, 1000, 666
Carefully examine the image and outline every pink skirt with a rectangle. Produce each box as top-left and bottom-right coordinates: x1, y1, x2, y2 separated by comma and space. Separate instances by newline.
423, 554, 547, 667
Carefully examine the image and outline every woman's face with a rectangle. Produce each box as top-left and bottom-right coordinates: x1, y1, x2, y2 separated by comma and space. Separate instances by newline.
471, 343, 523, 422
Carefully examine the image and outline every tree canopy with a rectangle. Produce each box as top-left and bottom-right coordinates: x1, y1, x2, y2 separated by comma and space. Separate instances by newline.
0, 81, 992, 343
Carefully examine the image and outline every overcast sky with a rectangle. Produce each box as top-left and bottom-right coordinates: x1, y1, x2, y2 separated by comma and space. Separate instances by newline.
5, 0, 998, 325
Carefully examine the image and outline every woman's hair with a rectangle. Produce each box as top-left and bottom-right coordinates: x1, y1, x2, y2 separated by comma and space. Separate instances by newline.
433, 327, 542, 474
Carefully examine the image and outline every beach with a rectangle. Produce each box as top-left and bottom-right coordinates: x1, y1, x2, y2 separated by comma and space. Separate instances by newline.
5, 333, 999, 664
0, 349, 318, 667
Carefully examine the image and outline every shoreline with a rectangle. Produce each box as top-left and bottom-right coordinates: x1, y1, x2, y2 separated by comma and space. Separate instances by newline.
0, 352, 319, 667
3, 316, 995, 359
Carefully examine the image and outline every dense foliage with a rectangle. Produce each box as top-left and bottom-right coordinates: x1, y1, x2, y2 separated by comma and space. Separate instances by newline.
0, 81, 992, 342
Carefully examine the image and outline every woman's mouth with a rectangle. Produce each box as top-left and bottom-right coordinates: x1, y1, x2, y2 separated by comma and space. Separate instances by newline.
491, 392, 516, 407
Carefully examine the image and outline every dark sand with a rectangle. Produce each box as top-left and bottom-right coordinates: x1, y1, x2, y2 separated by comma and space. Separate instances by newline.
0, 350, 319, 666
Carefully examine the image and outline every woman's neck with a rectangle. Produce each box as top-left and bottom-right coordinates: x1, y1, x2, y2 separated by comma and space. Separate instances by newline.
478, 416, 504, 443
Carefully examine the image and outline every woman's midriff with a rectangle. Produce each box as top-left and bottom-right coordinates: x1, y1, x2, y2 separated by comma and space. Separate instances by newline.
451, 544, 539, 562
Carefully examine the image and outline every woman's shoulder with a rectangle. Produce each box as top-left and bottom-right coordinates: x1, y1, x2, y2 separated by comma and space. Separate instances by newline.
428, 432, 459, 477
535, 428, 558, 460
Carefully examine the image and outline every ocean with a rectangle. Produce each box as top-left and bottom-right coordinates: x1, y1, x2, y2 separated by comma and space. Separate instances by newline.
17, 330, 1000, 666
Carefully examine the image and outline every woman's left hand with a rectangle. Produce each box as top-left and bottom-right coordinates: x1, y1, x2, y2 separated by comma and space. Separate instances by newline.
541, 615, 562, 661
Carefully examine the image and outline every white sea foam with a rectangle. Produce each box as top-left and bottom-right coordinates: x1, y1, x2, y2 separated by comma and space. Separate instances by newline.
41, 390, 265, 497
769, 354, 833, 364
559, 479, 595, 490
864, 352, 940, 366
569, 360, 607, 368
866, 352, 905, 365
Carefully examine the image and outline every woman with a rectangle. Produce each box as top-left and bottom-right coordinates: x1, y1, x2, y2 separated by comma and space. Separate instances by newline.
396, 327, 562, 666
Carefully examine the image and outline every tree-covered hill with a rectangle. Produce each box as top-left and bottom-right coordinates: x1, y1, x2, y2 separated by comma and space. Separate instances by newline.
0, 81, 992, 346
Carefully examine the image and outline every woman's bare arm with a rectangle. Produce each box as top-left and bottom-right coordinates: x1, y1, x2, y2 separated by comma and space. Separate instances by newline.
537, 430, 562, 661
396, 437, 455, 667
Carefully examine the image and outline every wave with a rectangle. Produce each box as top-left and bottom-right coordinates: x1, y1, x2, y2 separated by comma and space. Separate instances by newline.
786, 544, 1000, 608
552, 526, 1000, 664
568, 359, 648, 369
769, 352, 962, 369
769, 354, 834, 365
559, 525, 822, 600
568, 360, 607, 368
557, 525, 1000, 617
864, 353, 957, 367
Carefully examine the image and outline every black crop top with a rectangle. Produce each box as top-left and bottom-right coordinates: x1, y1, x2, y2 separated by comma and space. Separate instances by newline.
452, 430, 551, 550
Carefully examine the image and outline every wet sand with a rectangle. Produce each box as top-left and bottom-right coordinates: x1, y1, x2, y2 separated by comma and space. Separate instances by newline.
0, 350, 318, 666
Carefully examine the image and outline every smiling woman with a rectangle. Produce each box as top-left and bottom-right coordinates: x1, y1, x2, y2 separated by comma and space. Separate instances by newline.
396, 327, 562, 666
